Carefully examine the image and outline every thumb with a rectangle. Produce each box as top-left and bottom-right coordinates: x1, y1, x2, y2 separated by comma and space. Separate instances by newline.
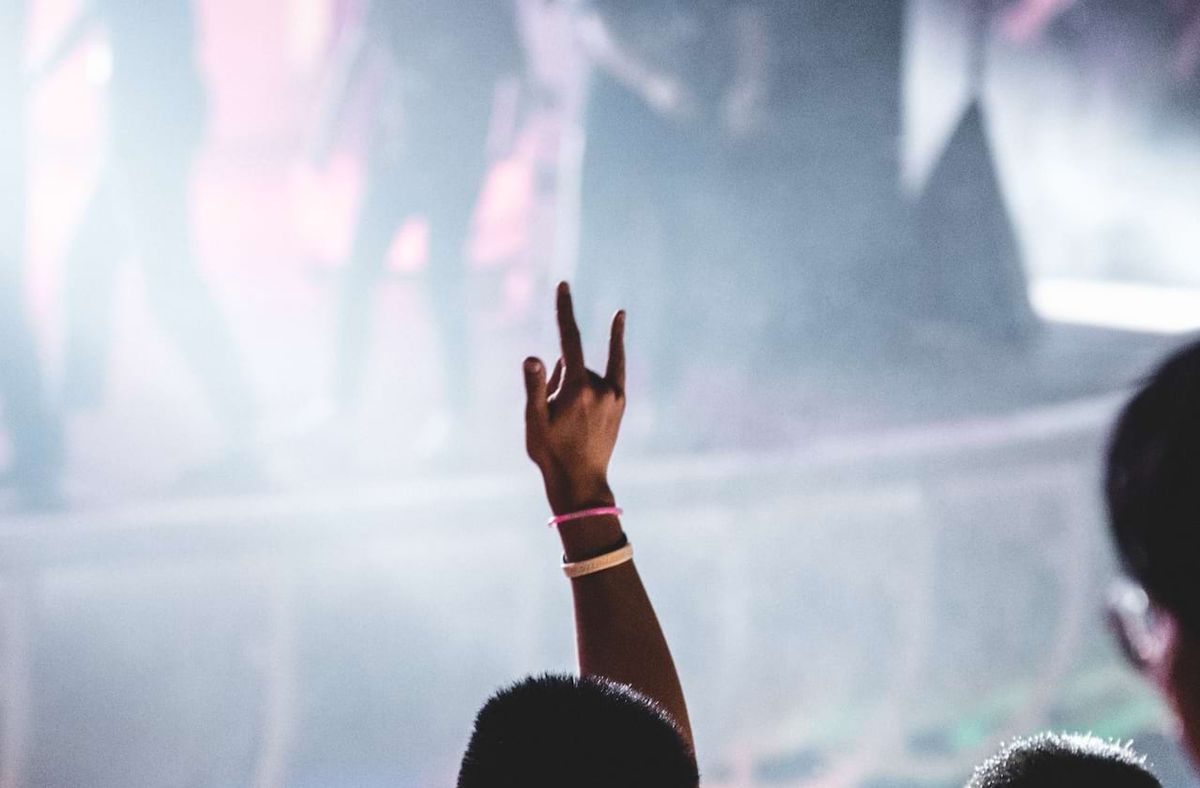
523, 357, 549, 442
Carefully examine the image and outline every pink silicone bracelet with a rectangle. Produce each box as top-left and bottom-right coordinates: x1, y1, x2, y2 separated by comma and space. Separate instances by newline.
547, 507, 623, 528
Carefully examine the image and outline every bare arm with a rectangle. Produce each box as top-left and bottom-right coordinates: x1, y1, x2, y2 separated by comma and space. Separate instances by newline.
485, 74, 523, 160
723, 5, 770, 140
26, 1, 99, 83
573, 7, 691, 118
522, 282, 693, 750
309, 2, 375, 164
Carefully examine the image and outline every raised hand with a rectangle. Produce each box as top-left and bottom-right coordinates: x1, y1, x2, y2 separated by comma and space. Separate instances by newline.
521, 283, 694, 748
523, 282, 626, 515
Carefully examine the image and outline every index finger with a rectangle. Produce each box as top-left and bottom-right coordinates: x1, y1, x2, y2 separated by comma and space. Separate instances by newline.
556, 281, 586, 381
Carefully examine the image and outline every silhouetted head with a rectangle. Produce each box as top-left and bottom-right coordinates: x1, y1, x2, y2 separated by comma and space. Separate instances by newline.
967, 733, 1161, 788
1107, 339, 1200, 764
457, 673, 698, 788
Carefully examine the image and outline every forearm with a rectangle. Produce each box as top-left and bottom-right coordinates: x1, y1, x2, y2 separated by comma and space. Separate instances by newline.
27, 3, 98, 82
571, 558, 692, 748
575, 11, 661, 97
733, 6, 769, 89
486, 75, 522, 158
553, 490, 694, 749
311, 15, 371, 157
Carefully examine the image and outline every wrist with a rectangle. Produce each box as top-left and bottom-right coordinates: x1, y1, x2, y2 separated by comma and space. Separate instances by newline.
544, 478, 623, 563
555, 508, 623, 563
545, 477, 615, 516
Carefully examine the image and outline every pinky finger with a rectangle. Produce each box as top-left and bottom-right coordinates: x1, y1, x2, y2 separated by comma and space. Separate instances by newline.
605, 310, 626, 391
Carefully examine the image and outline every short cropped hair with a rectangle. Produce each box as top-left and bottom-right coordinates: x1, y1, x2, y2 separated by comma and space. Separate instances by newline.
967, 733, 1161, 788
456, 673, 698, 788
1106, 340, 1200, 632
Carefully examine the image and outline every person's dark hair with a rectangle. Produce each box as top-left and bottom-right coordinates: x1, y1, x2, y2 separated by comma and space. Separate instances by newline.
967, 733, 1161, 787
1106, 339, 1200, 632
457, 673, 698, 788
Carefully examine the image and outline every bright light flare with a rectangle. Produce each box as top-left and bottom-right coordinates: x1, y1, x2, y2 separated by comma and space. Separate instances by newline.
84, 40, 112, 85
1031, 277, 1200, 334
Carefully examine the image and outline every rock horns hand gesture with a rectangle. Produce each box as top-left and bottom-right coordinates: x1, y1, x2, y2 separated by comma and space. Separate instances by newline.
523, 282, 626, 516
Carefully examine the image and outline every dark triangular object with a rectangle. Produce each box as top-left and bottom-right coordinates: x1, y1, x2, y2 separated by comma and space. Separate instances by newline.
916, 99, 1039, 343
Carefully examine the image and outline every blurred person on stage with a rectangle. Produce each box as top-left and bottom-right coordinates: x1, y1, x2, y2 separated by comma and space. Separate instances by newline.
29, 0, 258, 485
570, 0, 768, 446
0, 1, 62, 508
312, 0, 524, 454
744, 2, 913, 347
570, 2, 925, 446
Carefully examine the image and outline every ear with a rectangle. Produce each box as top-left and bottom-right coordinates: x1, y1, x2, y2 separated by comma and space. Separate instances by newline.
1155, 613, 1200, 768
1147, 610, 1183, 692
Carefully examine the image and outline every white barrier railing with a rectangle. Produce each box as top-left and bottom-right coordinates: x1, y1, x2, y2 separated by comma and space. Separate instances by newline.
0, 395, 1125, 787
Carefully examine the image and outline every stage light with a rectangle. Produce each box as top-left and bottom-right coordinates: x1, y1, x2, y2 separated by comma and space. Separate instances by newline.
84, 40, 111, 85
1030, 277, 1200, 334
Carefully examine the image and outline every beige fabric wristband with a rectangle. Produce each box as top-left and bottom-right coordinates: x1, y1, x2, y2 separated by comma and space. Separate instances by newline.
562, 542, 634, 579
